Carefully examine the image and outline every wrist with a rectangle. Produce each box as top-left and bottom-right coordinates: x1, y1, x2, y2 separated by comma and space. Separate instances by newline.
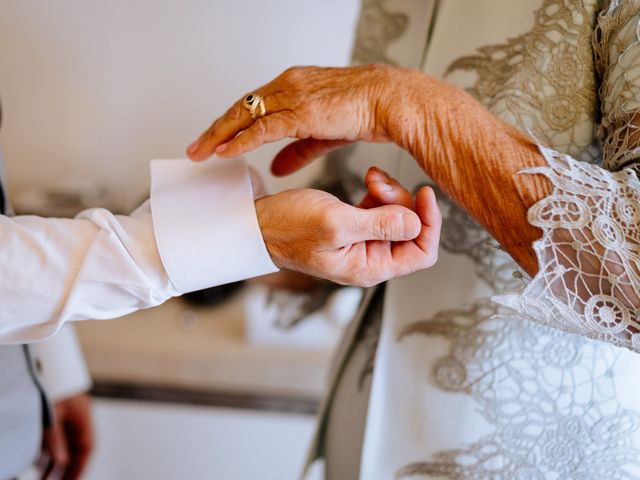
379, 68, 447, 161
255, 196, 283, 269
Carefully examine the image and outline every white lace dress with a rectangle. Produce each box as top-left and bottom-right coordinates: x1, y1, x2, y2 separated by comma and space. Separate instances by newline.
306, 1, 640, 479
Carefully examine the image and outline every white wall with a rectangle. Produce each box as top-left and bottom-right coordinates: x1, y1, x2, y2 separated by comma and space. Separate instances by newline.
0, 0, 359, 211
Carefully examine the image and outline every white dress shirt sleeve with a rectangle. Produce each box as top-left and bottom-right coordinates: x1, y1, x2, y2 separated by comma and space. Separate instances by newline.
0, 157, 278, 344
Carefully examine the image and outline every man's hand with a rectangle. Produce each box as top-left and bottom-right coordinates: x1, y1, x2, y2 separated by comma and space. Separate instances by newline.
255, 167, 441, 287
40, 394, 93, 480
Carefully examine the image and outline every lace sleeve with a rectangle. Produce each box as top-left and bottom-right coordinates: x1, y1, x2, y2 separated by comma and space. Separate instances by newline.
494, 1, 640, 351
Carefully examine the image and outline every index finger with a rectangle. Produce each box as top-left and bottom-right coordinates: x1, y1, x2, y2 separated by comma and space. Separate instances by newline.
413, 185, 442, 254
187, 89, 273, 161
388, 186, 441, 274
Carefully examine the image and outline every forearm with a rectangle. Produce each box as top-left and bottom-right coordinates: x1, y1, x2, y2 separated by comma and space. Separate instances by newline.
385, 69, 552, 276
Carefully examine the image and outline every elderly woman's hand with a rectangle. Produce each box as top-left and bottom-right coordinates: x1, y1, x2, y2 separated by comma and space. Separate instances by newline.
186, 64, 549, 276
186, 65, 435, 171
255, 167, 440, 287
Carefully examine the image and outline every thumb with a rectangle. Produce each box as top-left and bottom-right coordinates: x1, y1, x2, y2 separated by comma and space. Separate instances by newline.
349, 205, 421, 242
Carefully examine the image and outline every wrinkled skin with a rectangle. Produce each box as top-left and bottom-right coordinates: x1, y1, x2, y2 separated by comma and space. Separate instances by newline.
188, 64, 552, 276
254, 166, 440, 287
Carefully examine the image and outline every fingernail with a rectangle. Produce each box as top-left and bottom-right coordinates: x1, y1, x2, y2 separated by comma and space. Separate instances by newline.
216, 143, 227, 154
375, 181, 393, 192
187, 140, 200, 155
373, 167, 391, 178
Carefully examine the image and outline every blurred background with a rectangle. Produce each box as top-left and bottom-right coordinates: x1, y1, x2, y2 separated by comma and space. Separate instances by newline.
0, 1, 361, 478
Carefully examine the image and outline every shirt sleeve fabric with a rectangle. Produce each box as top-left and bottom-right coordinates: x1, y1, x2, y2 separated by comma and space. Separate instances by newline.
0, 157, 277, 344
494, 1, 640, 352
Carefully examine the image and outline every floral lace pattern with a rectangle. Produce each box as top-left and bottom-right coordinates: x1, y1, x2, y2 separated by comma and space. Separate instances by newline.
495, 145, 640, 351
396, 299, 640, 480
446, 0, 600, 161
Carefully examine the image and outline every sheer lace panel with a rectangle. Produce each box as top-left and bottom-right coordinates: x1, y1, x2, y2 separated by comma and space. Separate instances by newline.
495, 145, 640, 351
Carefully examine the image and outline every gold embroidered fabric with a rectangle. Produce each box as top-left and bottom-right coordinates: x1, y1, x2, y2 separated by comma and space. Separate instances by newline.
446, 0, 600, 161
351, 0, 409, 66
594, 0, 640, 171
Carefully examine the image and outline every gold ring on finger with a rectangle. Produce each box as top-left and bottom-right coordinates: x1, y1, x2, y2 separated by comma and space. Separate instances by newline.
242, 93, 267, 120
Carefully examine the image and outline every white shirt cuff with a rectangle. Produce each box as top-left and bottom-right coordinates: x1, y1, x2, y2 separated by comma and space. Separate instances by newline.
31, 324, 92, 402
150, 157, 278, 293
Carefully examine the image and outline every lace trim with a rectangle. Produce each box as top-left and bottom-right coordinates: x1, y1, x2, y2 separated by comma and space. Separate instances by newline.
397, 298, 640, 480
494, 145, 640, 351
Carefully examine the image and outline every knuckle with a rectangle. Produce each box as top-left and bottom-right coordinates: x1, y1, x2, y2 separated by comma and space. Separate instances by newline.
375, 213, 401, 239
281, 65, 304, 83
254, 118, 268, 136
229, 103, 245, 121
319, 210, 341, 244
275, 116, 293, 136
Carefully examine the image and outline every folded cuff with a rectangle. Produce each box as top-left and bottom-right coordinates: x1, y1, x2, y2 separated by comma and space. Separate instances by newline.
150, 158, 278, 293
32, 324, 92, 401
